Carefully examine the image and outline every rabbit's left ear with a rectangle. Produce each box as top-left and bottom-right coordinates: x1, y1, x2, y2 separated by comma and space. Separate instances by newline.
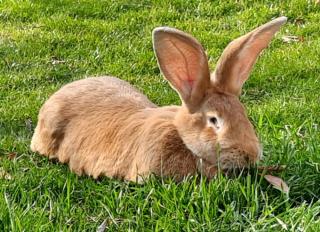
212, 17, 287, 96
153, 27, 210, 112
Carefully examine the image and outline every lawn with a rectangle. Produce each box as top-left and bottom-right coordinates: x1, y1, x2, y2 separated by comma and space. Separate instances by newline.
0, 0, 320, 231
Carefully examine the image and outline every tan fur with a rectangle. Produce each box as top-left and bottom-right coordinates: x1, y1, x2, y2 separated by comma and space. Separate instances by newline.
31, 77, 199, 181
31, 17, 287, 181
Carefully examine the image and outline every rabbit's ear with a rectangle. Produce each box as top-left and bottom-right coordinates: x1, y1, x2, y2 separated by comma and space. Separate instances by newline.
153, 27, 210, 112
212, 17, 287, 96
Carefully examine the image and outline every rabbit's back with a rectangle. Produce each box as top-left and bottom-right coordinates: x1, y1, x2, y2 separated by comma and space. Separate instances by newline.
56, 76, 155, 109
31, 76, 156, 177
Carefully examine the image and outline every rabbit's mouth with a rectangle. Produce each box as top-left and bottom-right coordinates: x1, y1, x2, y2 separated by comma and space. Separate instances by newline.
217, 148, 260, 171
218, 157, 249, 171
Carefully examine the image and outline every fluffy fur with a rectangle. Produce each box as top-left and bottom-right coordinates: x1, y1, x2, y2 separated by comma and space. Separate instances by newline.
31, 17, 287, 181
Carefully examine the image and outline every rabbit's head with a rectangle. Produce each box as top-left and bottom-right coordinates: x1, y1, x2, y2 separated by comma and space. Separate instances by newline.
153, 17, 287, 171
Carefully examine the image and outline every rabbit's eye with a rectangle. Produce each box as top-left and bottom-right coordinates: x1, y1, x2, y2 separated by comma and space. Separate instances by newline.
209, 117, 218, 125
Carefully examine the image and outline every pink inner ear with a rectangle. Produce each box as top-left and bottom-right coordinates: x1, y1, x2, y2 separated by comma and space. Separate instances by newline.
188, 79, 194, 87
174, 70, 192, 96
163, 40, 202, 97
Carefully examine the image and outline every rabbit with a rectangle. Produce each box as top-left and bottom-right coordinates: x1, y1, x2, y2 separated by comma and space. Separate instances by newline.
31, 17, 287, 182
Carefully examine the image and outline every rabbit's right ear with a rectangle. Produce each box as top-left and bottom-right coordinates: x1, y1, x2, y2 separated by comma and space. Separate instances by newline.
153, 27, 210, 113
212, 17, 287, 96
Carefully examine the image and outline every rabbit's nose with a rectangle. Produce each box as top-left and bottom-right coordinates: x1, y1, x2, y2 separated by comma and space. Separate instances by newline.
243, 151, 260, 164
246, 148, 262, 163
233, 146, 261, 163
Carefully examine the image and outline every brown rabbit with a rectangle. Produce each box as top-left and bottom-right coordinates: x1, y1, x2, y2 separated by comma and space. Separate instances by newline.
31, 17, 287, 182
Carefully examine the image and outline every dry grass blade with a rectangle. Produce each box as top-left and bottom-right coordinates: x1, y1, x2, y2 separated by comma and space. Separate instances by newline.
282, 35, 303, 43
8, 152, 17, 160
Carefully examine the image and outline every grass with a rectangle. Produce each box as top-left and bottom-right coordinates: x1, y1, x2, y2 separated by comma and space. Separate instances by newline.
0, 0, 320, 231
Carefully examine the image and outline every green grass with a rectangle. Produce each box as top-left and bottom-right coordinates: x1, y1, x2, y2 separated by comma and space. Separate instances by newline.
0, 0, 320, 231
